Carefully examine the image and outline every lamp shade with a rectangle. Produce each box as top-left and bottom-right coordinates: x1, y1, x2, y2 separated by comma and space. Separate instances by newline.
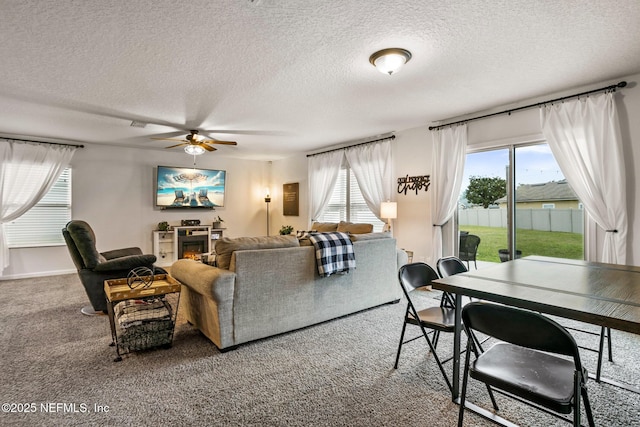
380, 201, 397, 219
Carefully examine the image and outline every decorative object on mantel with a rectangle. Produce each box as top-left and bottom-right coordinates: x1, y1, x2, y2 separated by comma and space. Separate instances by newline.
397, 174, 431, 195
283, 182, 299, 216
157, 221, 170, 231
380, 202, 397, 232
279, 225, 294, 235
213, 216, 224, 229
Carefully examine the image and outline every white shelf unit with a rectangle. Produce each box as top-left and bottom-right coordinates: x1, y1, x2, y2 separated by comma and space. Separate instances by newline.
153, 226, 226, 267
153, 230, 176, 267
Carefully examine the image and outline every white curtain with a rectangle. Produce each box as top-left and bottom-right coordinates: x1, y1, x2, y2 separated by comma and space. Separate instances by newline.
0, 140, 77, 270
540, 92, 627, 264
308, 150, 344, 223
431, 124, 467, 261
344, 140, 394, 219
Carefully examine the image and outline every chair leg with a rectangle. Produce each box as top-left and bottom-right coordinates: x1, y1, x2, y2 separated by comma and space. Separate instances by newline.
458, 341, 473, 427
394, 319, 408, 369
417, 323, 452, 392
433, 330, 440, 349
573, 374, 582, 427
581, 384, 596, 427
466, 330, 499, 411
607, 327, 613, 362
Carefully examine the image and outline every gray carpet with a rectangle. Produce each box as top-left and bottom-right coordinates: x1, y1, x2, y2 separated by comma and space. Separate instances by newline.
1, 273, 639, 426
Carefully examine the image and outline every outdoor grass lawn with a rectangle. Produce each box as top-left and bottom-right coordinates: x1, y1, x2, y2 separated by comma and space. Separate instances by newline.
460, 225, 584, 263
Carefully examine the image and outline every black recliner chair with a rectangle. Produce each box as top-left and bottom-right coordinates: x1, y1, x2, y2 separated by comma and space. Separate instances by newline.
62, 220, 157, 315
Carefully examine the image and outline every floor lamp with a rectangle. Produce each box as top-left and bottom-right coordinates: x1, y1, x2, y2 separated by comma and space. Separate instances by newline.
265, 191, 271, 236
380, 201, 397, 233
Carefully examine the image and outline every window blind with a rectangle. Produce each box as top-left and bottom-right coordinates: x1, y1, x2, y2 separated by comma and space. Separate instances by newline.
319, 168, 385, 231
5, 168, 72, 247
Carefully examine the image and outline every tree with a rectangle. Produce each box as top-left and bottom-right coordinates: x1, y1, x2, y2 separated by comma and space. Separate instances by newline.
466, 176, 507, 208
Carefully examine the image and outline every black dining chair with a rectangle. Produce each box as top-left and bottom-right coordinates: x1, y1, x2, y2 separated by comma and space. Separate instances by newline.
436, 256, 469, 309
393, 262, 454, 392
459, 302, 595, 427
437, 256, 468, 278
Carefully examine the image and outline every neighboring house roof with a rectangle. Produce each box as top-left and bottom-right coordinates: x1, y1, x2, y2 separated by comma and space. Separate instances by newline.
495, 180, 578, 203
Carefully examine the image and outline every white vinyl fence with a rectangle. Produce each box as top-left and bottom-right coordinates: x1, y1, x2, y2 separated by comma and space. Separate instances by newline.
459, 208, 583, 234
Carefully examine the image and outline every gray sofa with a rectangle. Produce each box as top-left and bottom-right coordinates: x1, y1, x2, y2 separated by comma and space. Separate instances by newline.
171, 233, 407, 351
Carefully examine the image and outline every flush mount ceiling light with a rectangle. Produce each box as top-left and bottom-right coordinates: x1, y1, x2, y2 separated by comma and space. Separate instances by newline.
369, 48, 412, 75
184, 145, 205, 155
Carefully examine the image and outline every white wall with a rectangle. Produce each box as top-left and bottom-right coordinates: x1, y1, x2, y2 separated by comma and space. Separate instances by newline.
269, 154, 310, 234
270, 72, 640, 268
3, 144, 271, 279
5, 72, 640, 279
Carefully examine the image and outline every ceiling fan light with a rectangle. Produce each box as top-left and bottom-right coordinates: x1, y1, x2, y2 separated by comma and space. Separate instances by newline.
369, 48, 412, 75
184, 145, 205, 155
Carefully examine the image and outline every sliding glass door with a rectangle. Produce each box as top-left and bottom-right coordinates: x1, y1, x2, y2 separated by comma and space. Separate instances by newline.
458, 143, 583, 265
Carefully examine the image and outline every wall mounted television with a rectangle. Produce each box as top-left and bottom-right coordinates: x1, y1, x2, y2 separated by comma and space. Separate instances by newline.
156, 165, 226, 209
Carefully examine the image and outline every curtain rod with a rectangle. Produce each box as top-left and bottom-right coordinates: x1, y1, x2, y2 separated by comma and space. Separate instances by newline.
428, 81, 628, 131
306, 135, 395, 157
1, 137, 84, 148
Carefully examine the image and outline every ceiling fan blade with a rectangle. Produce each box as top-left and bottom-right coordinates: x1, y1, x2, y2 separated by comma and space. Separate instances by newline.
165, 142, 188, 149
153, 137, 186, 142
207, 139, 237, 145
199, 143, 217, 152
201, 129, 289, 136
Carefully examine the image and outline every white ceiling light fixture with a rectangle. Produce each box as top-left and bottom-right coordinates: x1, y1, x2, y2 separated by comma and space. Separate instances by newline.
184, 145, 205, 155
369, 48, 412, 75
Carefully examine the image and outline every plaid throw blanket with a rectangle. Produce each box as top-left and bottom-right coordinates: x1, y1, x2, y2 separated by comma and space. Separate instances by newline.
309, 232, 356, 277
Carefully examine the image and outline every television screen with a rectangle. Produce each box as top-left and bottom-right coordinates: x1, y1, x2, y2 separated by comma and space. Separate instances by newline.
156, 165, 226, 208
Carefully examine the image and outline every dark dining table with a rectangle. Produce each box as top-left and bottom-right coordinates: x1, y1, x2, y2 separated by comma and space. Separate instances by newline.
432, 255, 640, 406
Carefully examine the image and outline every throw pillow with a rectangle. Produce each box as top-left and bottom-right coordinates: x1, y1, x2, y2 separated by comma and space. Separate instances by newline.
311, 222, 339, 232
214, 235, 300, 270
336, 221, 373, 234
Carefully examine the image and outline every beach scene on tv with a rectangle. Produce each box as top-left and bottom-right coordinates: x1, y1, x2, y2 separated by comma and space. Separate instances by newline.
156, 166, 226, 208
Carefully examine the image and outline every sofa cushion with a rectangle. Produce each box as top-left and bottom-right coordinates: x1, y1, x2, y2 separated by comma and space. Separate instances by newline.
215, 235, 300, 270
337, 221, 374, 234
311, 222, 339, 232
349, 232, 391, 242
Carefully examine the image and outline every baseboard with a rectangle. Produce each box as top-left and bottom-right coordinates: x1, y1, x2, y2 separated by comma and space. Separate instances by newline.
0, 269, 76, 281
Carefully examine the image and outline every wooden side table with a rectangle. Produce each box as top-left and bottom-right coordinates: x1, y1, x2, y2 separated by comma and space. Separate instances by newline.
104, 274, 181, 362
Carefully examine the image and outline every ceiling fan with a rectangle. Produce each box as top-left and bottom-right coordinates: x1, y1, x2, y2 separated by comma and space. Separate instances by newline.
152, 130, 237, 153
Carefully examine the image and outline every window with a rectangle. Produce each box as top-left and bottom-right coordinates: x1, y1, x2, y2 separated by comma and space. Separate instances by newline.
318, 167, 385, 231
458, 143, 584, 262
5, 168, 72, 248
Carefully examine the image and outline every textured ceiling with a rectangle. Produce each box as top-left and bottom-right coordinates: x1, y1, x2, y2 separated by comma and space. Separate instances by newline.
1, 0, 640, 160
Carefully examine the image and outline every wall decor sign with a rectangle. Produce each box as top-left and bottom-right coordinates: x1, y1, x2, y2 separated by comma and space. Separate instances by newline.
283, 182, 299, 216
397, 175, 431, 195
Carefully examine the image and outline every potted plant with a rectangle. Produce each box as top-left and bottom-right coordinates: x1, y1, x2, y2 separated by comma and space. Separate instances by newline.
213, 216, 224, 229
279, 225, 294, 235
